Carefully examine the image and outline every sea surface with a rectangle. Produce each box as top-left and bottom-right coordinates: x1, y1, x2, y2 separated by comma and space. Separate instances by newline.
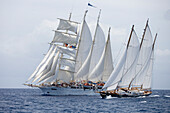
0, 89, 170, 113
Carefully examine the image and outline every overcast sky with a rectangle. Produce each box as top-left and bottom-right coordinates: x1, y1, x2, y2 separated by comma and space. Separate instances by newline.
0, 0, 170, 89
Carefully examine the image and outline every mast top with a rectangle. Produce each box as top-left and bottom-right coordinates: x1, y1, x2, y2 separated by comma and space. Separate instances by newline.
152, 33, 157, 50
97, 9, 101, 24
140, 19, 149, 48
83, 10, 88, 20
127, 25, 134, 48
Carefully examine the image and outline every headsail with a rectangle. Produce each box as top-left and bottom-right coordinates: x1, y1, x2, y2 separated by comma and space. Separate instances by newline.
74, 10, 93, 78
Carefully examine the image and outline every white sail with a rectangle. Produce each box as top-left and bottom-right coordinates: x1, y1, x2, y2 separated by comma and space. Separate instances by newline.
88, 29, 113, 82
57, 46, 76, 58
103, 26, 135, 90
89, 24, 105, 74
142, 50, 154, 89
75, 47, 93, 81
132, 25, 153, 86
75, 24, 105, 81
74, 20, 92, 73
32, 46, 57, 82
59, 58, 75, 69
57, 69, 74, 83
38, 51, 60, 83
27, 45, 55, 81
57, 19, 79, 34
88, 46, 105, 82
103, 49, 128, 90
117, 30, 140, 87
52, 31, 77, 44
102, 35, 114, 82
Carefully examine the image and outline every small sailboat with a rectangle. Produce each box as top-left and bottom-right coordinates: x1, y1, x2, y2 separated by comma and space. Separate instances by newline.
99, 20, 157, 98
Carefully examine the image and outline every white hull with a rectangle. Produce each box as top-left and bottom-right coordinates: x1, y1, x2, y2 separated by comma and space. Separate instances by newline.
39, 86, 100, 96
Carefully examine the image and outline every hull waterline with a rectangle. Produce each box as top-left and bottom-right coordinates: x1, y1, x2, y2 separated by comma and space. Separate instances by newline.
39, 86, 100, 96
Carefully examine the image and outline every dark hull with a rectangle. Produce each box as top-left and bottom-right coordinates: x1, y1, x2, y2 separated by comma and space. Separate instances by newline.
100, 91, 152, 99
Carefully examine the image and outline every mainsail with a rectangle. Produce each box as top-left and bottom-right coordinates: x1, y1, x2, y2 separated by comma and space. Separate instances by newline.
75, 10, 106, 81
88, 27, 113, 82
103, 25, 140, 90
131, 21, 153, 88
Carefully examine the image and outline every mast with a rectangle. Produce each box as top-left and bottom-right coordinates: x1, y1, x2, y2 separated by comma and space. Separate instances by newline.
128, 19, 149, 89
86, 9, 101, 81
140, 19, 149, 49
75, 10, 88, 59
152, 33, 157, 50
127, 25, 134, 49
59, 12, 72, 68
117, 25, 134, 90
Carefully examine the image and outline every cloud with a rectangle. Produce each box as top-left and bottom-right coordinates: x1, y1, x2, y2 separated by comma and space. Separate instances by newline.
0, 20, 57, 58
164, 9, 170, 20
156, 49, 170, 56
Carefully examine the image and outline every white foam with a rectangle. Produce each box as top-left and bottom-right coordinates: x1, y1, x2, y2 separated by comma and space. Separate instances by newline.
140, 101, 147, 103
164, 95, 170, 98
150, 95, 160, 97
137, 96, 146, 98
106, 95, 118, 99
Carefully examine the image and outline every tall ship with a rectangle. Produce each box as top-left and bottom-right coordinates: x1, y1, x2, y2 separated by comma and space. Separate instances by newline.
99, 20, 157, 98
24, 10, 114, 95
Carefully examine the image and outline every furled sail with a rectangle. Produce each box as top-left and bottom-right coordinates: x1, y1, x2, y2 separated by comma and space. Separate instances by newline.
52, 31, 78, 44
57, 19, 79, 34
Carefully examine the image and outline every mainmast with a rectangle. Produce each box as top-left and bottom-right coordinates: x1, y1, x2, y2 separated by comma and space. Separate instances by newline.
128, 19, 150, 89
140, 19, 149, 49
75, 10, 88, 59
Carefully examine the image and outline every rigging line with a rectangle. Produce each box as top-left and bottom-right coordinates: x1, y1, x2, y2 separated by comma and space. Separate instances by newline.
112, 42, 125, 67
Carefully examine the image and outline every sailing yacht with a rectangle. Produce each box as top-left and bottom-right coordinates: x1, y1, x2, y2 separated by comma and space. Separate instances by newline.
24, 10, 113, 95
99, 20, 157, 98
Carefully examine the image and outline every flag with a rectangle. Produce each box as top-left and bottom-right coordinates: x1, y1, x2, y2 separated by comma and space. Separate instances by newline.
88, 3, 96, 8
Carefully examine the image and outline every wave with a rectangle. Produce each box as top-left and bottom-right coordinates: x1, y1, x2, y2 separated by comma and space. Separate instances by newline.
106, 95, 118, 99
149, 95, 160, 97
164, 95, 170, 98
139, 101, 147, 103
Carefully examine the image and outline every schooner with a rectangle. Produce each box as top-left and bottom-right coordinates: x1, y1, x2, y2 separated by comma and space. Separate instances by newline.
99, 20, 157, 98
24, 10, 113, 95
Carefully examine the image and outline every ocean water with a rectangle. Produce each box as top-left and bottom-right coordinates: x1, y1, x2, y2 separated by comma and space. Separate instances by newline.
0, 89, 170, 113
